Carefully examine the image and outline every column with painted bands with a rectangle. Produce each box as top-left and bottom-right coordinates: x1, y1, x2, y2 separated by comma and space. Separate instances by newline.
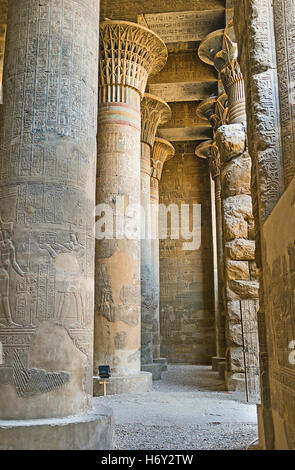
94, 20, 168, 396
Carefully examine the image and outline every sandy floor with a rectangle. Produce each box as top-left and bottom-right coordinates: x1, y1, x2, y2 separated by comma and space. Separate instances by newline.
94, 365, 258, 450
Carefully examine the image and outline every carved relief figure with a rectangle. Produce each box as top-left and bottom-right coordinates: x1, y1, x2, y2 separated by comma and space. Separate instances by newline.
56, 233, 86, 327
39, 231, 86, 327
0, 218, 25, 327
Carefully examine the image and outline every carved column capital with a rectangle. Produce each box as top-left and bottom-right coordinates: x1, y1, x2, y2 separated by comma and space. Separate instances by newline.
152, 137, 175, 182
99, 20, 168, 104
141, 94, 171, 148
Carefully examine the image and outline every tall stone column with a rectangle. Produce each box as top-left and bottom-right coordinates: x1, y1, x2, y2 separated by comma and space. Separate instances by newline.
0, 0, 113, 450
195, 139, 226, 370
94, 20, 167, 396
140, 94, 171, 380
272, 0, 295, 187
216, 125, 259, 395
151, 137, 175, 363
196, 97, 227, 369
199, 26, 260, 399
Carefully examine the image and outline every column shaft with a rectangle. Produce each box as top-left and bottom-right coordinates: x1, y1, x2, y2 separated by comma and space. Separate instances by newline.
150, 177, 160, 359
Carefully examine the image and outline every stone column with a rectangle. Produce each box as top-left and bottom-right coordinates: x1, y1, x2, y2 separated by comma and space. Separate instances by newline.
140, 94, 171, 380
0, 0, 113, 450
195, 140, 226, 371
272, 0, 295, 187
94, 20, 167, 396
216, 125, 259, 394
199, 26, 260, 398
198, 22, 246, 125
151, 137, 175, 364
196, 96, 227, 370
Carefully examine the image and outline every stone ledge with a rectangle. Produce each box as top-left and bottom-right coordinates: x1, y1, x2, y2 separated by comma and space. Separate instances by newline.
0, 404, 113, 450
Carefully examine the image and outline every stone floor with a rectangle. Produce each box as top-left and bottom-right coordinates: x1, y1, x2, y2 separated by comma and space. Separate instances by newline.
94, 365, 258, 450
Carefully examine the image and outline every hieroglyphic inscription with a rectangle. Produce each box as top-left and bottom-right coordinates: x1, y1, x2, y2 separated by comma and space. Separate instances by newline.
273, 0, 295, 186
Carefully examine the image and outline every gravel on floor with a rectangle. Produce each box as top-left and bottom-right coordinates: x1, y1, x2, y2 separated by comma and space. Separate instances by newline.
96, 365, 258, 451
114, 423, 258, 450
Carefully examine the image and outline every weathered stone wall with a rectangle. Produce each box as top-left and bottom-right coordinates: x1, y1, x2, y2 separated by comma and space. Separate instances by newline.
159, 148, 215, 364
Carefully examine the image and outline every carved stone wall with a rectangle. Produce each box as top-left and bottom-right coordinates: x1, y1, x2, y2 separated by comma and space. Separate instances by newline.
140, 95, 171, 369
151, 137, 175, 361
0, 0, 100, 420
159, 149, 215, 364
216, 124, 260, 395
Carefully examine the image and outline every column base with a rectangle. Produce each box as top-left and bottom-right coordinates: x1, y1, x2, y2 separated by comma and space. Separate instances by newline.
141, 363, 162, 380
93, 372, 152, 396
212, 356, 226, 371
0, 404, 113, 450
153, 357, 168, 371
